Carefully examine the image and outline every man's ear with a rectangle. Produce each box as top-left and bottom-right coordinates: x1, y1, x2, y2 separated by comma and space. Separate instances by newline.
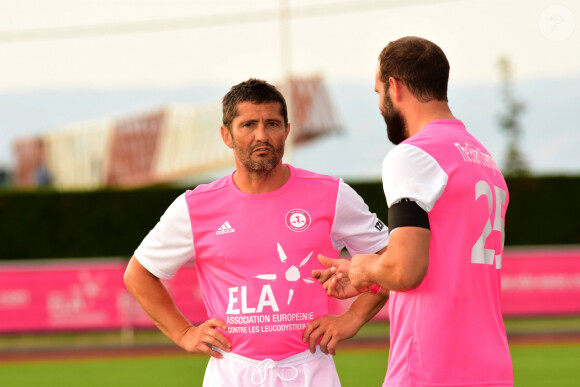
221, 126, 234, 149
389, 77, 404, 103
285, 123, 291, 140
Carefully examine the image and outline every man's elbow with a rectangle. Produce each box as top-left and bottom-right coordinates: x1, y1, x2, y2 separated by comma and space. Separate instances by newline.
401, 273, 426, 291
394, 263, 428, 291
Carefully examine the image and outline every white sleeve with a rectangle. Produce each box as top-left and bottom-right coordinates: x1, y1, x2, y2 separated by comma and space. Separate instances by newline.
134, 193, 195, 280
331, 180, 390, 256
382, 144, 448, 212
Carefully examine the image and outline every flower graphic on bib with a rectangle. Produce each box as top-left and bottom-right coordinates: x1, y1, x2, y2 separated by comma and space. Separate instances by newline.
254, 243, 315, 305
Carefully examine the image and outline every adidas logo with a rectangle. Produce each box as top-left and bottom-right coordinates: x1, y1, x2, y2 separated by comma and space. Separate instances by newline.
216, 221, 235, 235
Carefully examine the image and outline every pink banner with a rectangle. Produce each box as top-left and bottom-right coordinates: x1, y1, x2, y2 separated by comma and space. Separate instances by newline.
1, 247, 579, 333
500, 247, 580, 316
331, 247, 580, 319
0, 260, 206, 333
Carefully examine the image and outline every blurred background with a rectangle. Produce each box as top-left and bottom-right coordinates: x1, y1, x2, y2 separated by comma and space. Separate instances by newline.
1, 0, 579, 385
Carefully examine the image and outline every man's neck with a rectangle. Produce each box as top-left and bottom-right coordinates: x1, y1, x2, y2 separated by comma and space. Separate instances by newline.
406, 100, 456, 137
232, 163, 290, 194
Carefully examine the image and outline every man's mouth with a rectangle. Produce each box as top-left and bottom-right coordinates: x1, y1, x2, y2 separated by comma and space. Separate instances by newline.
252, 145, 273, 153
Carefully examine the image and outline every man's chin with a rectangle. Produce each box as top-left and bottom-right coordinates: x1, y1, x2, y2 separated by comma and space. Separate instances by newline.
247, 158, 280, 173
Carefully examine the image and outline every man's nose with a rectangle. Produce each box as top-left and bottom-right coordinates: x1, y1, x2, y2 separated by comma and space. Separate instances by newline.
254, 122, 269, 141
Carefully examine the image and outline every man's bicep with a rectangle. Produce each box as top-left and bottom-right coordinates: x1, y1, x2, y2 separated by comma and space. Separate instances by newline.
125, 256, 158, 285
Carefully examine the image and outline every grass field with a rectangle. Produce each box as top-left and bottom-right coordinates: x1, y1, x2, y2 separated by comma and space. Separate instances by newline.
1, 343, 580, 386
1, 317, 579, 386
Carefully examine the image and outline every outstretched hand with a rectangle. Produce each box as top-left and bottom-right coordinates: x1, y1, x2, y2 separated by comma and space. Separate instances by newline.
178, 318, 231, 358
313, 255, 361, 299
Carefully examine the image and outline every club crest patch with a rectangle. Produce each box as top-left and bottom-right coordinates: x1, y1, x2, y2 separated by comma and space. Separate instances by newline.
285, 209, 311, 232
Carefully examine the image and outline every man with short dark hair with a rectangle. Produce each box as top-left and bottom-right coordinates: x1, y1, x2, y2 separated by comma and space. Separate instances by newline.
124, 78, 389, 386
316, 37, 514, 386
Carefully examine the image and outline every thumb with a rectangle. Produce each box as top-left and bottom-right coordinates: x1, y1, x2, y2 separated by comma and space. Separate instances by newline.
317, 254, 337, 269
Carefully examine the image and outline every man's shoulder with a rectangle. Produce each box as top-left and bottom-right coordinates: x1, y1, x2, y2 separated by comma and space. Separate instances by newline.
385, 142, 433, 167
291, 165, 340, 184
185, 174, 231, 199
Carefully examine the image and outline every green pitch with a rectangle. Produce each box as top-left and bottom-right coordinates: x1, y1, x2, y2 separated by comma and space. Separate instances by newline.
1, 344, 578, 386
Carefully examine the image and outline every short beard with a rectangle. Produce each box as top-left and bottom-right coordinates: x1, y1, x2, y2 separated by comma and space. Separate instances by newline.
245, 157, 279, 177
234, 141, 284, 177
381, 93, 408, 145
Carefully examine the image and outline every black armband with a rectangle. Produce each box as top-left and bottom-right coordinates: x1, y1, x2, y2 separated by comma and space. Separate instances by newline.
388, 198, 430, 230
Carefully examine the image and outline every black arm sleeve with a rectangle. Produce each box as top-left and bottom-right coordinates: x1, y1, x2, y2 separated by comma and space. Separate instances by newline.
388, 198, 430, 230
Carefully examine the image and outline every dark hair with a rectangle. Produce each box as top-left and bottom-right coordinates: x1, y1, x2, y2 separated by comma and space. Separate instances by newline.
222, 78, 288, 130
378, 36, 449, 102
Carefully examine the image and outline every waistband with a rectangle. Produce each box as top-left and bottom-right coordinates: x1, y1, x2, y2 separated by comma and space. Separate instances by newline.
215, 347, 326, 385
215, 347, 325, 366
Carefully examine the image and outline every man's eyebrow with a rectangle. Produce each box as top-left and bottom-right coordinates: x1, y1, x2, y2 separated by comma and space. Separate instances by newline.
240, 118, 258, 124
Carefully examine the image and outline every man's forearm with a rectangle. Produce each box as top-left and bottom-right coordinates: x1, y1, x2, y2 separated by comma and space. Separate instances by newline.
358, 228, 430, 291
124, 257, 193, 346
347, 292, 388, 328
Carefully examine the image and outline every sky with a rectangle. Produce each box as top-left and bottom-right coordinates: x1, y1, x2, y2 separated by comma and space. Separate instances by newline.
1, 0, 578, 90
0, 0, 579, 177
